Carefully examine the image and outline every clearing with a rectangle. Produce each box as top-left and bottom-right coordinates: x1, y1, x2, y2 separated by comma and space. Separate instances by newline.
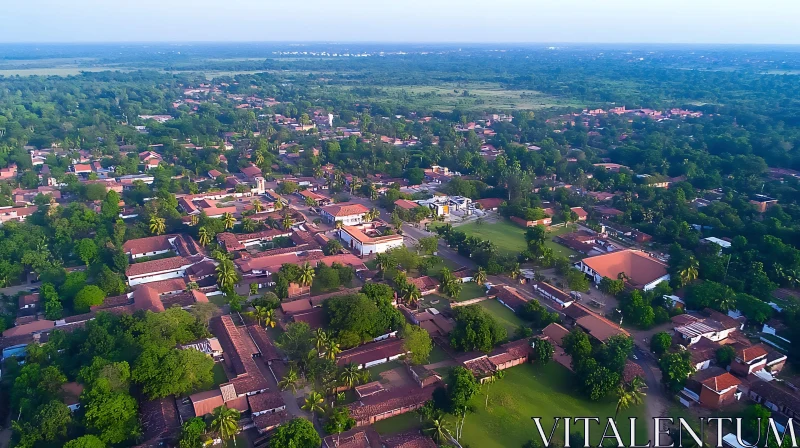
455, 220, 579, 258
477, 299, 526, 334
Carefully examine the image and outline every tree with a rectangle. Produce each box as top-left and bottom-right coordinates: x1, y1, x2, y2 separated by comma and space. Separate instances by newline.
533, 338, 554, 364
149, 216, 166, 235
679, 256, 700, 286
247, 305, 277, 328
269, 418, 320, 448
299, 261, 315, 287
323, 239, 343, 255
132, 346, 214, 399
374, 253, 393, 279
198, 227, 211, 246
402, 323, 433, 365
324, 407, 356, 435
339, 364, 362, 389
401, 283, 421, 307
474, 267, 487, 286
36, 399, 71, 441
650, 332, 672, 357
599, 276, 625, 296
74, 285, 106, 312
443, 278, 463, 299
64, 435, 105, 448
565, 268, 590, 292
282, 214, 293, 230
447, 366, 479, 439
179, 417, 208, 448
210, 405, 240, 446
615, 376, 647, 417
424, 416, 452, 444
278, 368, 300, 394
216, 259, 240, 292
302, 391, 326, 424
510, 263, 522, 282
242, 217, 256, 232
324, 339, 341, 361
83, 390, 139, 444
659, 350, 696, 393
417, 236, 439, 255
450, 305, 507, 352
716, 345, 736, 368
76, 238, 98, 265
222, 212, 236, 230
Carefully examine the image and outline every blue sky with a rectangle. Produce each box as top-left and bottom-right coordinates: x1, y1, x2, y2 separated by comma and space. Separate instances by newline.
4, 0, 800, 44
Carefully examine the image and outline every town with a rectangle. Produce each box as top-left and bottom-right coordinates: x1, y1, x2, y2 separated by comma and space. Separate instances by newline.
0, 41, 799, 448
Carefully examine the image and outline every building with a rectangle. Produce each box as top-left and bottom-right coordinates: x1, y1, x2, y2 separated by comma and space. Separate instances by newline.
460, 338, 534, 381
339, 224, 404, 256
510, 215, 552, 228
489, 285, 529, 312
125, 256, 194, 286
0, 206, 38, 225
698, 371, 741, 409
320, 203, 370, 225
336, 337, 408, 369
729, 344, 769, 377
562, 303, 630, 343
748, 380, 800, 419
475, 198, 504, 211
408, 276, 440, 296
297, 189, 331, 207
236, 251, 366, 277
347, 383, 439, 426
532, 282, 574, 309
575, 249, 669, 291
672, 311, 742, 346
540, 323, 573, 371
749, 194, 778, 213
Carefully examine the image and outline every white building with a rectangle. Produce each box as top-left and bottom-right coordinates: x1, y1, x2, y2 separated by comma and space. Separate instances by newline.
574, 249, 669, 291
320, 203, 369, 225
125, 256, 194, 286
339, 225, 404, 257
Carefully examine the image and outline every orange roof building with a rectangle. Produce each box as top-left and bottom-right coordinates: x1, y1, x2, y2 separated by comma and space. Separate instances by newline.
575, 249, 669, 290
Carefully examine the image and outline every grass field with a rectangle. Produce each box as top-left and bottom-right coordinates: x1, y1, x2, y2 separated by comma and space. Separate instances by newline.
338, 82, 582, 112
367, 360, 404, 380
478, 299, 526, 334
373, 412, 422, 435
427, 345, 451, 364
212, 363, 228, 387
456, 281, 487, 302
456, 220, 579, 258
451, 363, 647, 448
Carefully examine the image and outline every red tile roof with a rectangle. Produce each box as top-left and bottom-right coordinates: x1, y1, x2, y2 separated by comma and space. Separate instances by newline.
126, 256, 192, 277
580, 250, 668, 288
394, 199, 419, 211
247, 393, 285, 413
337, 337, 407, 366
347, 384, 438, 424
737, 344, 769, 363
382, 432, 437, 448
475, 198, 504, 210
701, 372, 741, 392
321, 202, 369, 217
137, 278, 187, 295
122, 235, 173, 255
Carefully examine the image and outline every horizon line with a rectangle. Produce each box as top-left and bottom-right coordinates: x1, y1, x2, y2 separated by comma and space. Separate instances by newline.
2, 40, 800, 47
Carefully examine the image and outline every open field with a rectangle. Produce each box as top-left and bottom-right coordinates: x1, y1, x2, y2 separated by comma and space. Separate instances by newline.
452, 363, 646, 448
373, 412, 421, 435
0, 67, 128, 77
336, 82, 582, 112
454, 281, 486, 302
477, 299, 526, 334
455, 220, 579, 258
211, 363, 228, 387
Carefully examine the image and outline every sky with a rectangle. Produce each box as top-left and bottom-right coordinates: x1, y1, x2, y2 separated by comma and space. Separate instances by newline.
3, 0, 800, 45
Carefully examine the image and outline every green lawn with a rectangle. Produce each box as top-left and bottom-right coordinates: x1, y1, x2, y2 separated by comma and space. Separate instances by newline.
546, 224, 580, 258
208, 293, 227, 307
450, 363, 647, 448
427, 345, 451, 364
367, 360, 404, 381
418, 294, 450, 312
373, 412, 423, 435
457, 220, 527, 255
212, 363, 228, 387
478, 299, 526, 334
456, 281, 486, 302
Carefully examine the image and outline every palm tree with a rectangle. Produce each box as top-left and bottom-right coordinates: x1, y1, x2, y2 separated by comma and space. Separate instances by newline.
424, 416, 452, 444
443, 279, 462, 299
375, 253, 392, 279
334, 220, 344, 230
716, 290, 738, 312
255, 151, 265, 166
401, 283, 421, 307
247, 305, 271, 326
278, 368, 300, 394
282, 214, 293, 230
222, 212, 236, 230
679, 256, 700, 286
149, 216, 166, 235
325, 340, 341, 361
299, 261, 315, 287
339, 364, 361, 389
474, 267, 487, 286
312, 328, 330, 354
274, 199, 284, 211
252, 199, 264, 213
510, 263, 521, 282
301, 391, 326, 424
198, 226, 212, 246
615, 376, 647, 417
211, 405, 240, 446
216, 259, 239, 291
241, 217, 256, 232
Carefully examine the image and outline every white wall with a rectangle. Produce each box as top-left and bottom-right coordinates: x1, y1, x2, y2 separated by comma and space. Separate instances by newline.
128, 268, 187, 286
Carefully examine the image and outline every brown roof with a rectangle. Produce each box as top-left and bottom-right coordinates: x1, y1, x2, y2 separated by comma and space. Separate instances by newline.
355, 381, 385, 398
575, 313, 629, 342
123, 235, 173, 255
247, 393, 285, 413
583, 250, 668, 285
580, 250, 668, 287
475, 198, 504, 210
701, 372, 741, 392
281, 299, 313, 314
321, 202, 369, 217
749, 380, 800, 414
212, 315, 270, 395
394, 199, 419, 210
137, 397, 180, 448
241, 165, 263, 178
737, 344, 769, 363
323, 427, 382, 448
133, 286, 166, 312
337, 337, 407, 366
383, 432, 438, 448
409, 276, 440, 292
462, 355, 496, 377
291, 308, 326, 329
489, 285, 528, 311
137, 278, 187, 295
126, 256, 192, 277
541, 323, 570, 346
252, 410, 289, 431
347, 383, 438, 423
61, 382, 84, 405
2, 319, 55, 337
19, 293, 39, 308
161, 290, 208, 308
246, 324, 281, 361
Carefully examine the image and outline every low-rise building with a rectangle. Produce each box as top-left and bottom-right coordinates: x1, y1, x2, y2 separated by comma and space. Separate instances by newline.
339, 224, 404, 256
575, 249, 669, 291
320, 202, 369, 225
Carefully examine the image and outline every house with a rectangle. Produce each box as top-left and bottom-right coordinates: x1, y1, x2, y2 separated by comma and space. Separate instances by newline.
729, 344, 769, 377
393, 199, 420, 212
570, 207, 588, 221
71, 163, 92, 175
489, 285, 529, 312
593, 205, 623, 218
698, 371, 741, 409
408, 276, 440, 296
407, 364, 442, 388
672, 310, 742, 346
460, 338, 534, 381
18, 293, 39, 310
532, 282, 574, 309
593, 163, 629, 172
749, 194, 777, 213
137, 397, 181, 448
475, 198, 504, 211
125, 256, 194, 286
0, 206, 38, 225
562, 303, 630, 343
0, 164, 17, 180
320, 203, 369, 225
181, 337, 223, 357
575, 249, 669, 291
336, 337, 408, 369
748, 380, 800, 419
347, 383, 439, 426
322, 427, 383, 448
339, 224, 404, 257
297, 189, 331, 207
249, 393, 287, 433
61, 382, 84, 412
122, 235, 175, 260
240, 164, 263, 181
382, 431, 438, 448
236, 252, 365, 277
510, 215, 552, 228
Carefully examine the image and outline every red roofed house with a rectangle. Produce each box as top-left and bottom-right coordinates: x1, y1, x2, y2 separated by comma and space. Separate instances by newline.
575, 249, 669, 291
489, 285, 528, 312
475, 198, 504, 211
71, 163, 92, 175
510, 215, 551, 228
297, 189, 332, 207
240, 164, 263, 181
122, 235, 175, 260
321, 202, 370, 225
729, 344, 769, 377
393, 199, 419, 212
125, 256, 194, 286
336, 337, 408, 369
339, 224, 404, 257
699, 371, 741, 409
570, 207, 588, 221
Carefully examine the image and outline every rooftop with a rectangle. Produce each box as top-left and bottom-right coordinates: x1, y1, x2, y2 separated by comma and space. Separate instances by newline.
580, 250, 668, 287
